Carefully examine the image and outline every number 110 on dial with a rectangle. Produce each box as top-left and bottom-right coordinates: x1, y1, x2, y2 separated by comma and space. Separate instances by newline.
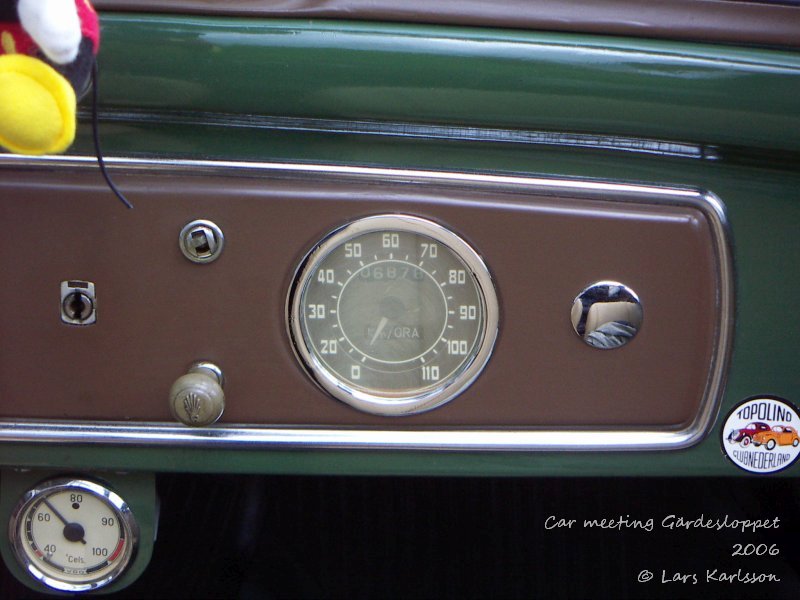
288, 215, 499, 416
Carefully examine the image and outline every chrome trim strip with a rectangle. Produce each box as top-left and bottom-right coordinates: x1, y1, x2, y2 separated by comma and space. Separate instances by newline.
0, 421, 715, 451
79, 109, 714, 160
0, 155, 734, 451
0, 154, 704, 198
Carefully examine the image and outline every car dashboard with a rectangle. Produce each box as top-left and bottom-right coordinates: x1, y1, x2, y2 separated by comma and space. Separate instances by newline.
1, 0, 799, 596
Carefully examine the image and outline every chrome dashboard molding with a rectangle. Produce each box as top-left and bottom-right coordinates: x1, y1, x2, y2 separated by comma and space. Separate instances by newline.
82, 109, 715, 160
0, 154, 734, 452
0, 421, 726, 451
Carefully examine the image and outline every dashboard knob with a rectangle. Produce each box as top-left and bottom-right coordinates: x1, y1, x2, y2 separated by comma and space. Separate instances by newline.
169, 361, 225, 427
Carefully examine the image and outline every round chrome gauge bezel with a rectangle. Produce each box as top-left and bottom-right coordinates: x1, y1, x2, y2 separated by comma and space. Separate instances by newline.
8, 478, 139, 593
288, 214, 499, 416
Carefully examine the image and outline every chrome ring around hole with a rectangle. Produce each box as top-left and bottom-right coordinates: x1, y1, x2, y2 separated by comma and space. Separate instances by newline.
571, 281, 643, 349
179, 219, 224, 264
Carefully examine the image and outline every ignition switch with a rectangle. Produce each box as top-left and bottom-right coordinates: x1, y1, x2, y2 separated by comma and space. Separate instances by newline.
60, 281, 97, 325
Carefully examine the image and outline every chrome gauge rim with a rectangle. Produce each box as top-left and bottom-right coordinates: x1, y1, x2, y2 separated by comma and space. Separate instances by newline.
288, 214, 499, 416
8, 478, 138, 592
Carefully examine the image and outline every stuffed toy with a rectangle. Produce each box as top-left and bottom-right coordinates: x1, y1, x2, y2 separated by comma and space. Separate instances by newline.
0, 0, 99, 155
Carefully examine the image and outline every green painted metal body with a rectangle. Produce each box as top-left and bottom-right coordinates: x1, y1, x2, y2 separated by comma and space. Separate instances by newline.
2, 15, 799, 476
95, 16, 800, 153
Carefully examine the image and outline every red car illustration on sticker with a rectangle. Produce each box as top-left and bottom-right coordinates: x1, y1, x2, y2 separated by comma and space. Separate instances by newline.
726, 421, 771, 447
721, 397, 800, 474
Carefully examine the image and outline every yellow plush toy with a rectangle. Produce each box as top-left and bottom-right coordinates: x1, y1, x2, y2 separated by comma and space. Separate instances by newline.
0, 0, 99, 155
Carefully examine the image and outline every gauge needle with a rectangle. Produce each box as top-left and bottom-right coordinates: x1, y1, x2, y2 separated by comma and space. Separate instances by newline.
370, 317, 389, 345
43, 499, 87, 545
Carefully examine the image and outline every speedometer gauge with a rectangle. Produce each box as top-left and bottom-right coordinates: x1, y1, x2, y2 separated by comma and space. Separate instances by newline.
288, 215, 499, 415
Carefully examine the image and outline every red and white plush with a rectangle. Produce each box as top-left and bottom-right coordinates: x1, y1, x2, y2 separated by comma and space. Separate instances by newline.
0, 0, 100, 154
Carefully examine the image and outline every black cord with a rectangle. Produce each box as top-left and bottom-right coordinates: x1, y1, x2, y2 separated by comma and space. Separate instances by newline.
91, 61, 133, 209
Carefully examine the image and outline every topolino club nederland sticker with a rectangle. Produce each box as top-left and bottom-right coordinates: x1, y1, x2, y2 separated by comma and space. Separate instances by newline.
721, 396, 800, 474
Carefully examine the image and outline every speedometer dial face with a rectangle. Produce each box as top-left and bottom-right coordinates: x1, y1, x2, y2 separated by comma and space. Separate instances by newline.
288, 215, 498, 415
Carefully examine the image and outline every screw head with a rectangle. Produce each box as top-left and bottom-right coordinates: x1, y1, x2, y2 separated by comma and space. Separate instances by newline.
179, 220, 224, 264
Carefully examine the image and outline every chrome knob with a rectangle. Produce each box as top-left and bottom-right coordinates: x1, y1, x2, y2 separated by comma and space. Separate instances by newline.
571, 281, 643, 349
169, 361, 225, 426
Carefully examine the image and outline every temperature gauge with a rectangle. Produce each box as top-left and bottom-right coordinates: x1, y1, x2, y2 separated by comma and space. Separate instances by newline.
8, 478, 138, 592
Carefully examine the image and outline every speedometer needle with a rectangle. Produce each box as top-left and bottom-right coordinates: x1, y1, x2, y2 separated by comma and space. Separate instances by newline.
370, 317, 389, 345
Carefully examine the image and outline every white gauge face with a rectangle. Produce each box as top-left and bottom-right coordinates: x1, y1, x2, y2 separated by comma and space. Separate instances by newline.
9, 479, 138, 592
289, 215, 499, 415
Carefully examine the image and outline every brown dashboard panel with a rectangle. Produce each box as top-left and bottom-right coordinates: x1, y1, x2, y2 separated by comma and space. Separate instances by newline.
0, 159, 730, 441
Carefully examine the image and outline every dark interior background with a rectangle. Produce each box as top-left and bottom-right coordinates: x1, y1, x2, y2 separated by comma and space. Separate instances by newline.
2, 475, 798, 599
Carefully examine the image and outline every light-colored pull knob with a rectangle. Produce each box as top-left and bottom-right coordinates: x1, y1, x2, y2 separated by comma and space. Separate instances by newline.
169, 361, 225, 426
